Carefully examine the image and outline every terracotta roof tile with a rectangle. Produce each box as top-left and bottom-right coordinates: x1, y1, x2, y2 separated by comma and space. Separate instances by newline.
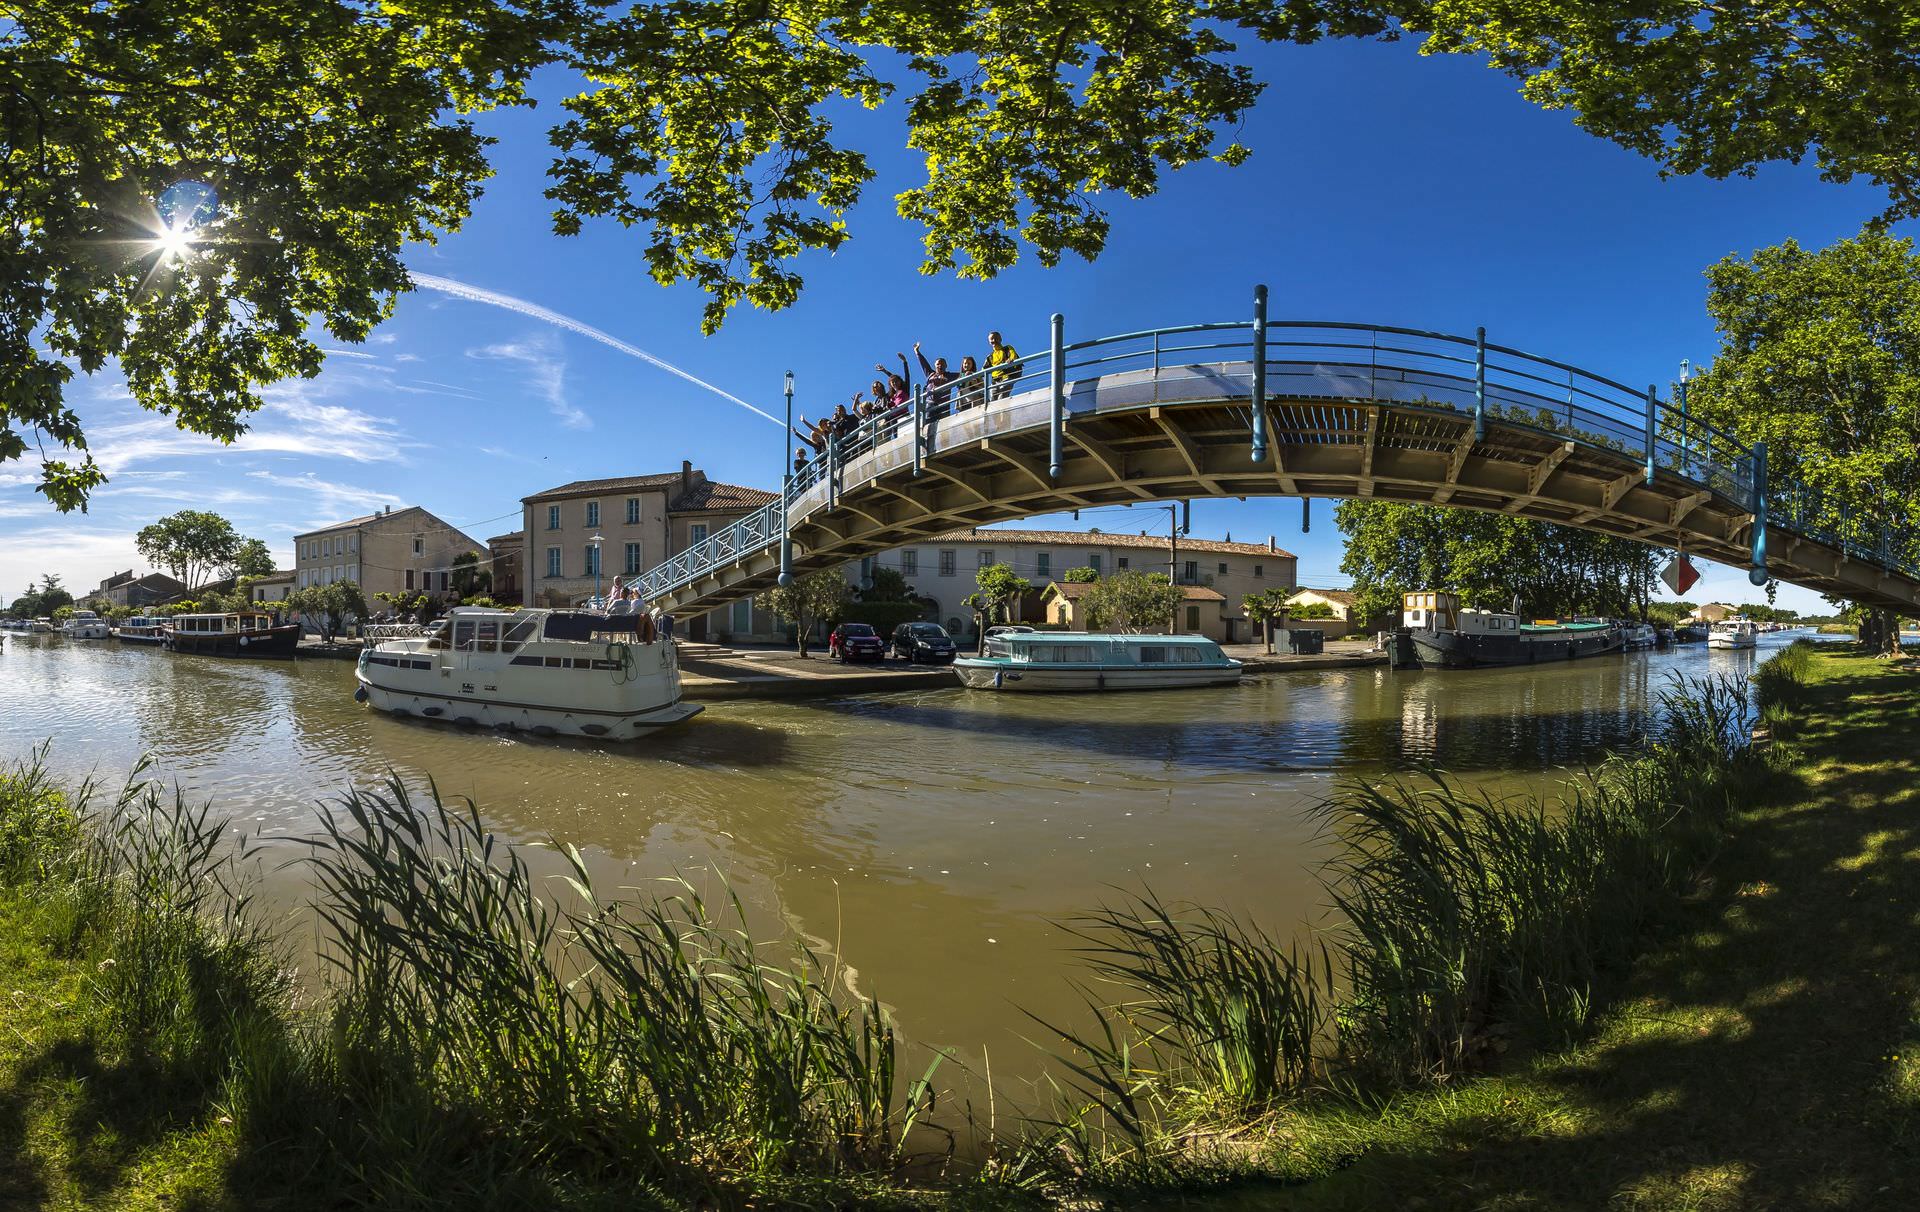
669, 480, 778, 511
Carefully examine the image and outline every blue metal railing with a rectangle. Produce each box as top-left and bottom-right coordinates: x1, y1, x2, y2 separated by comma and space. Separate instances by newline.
634, 315, 1918, 601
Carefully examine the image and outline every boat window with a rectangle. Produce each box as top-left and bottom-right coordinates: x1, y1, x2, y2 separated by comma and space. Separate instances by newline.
986, 639, 1011, 658
1138, 645, 1169, 663
453, 619, 476, 651
502, 614, 540, 649
1173, 646, 1204, 662
1032, 644, 1096, 663
475, 618, 501, 652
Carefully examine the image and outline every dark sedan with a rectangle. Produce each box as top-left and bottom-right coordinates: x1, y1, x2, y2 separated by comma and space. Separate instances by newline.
891, 622, 957, 665
829, 622, 887, 663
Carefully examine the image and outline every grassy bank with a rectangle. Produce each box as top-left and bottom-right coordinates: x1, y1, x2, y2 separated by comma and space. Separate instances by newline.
0, 650, 1840, 1209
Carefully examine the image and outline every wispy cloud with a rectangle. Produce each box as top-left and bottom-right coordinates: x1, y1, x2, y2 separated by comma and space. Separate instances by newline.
249, 470, 407, 524
469, 333, 587, 429
410, 271, 781, 426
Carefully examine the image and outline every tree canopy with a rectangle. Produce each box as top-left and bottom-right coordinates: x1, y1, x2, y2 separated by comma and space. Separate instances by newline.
11, 1, 1920, 513
1337, 501, 1659, 622
1080, 569, 1184, 634
135, 510, 269, 591
1687, 227, 1920, 582
760, 567, 850, 656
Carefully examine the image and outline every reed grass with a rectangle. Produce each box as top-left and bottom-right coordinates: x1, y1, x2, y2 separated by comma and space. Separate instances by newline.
1032, 669, 1794, 1180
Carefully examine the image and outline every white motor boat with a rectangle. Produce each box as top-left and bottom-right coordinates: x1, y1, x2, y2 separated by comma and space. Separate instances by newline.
354, 606, 701, 739
1622, 622, 1658, 650
954, 631, 1243, 691
1707, 619, 1759, 649
62, 610, 111, 639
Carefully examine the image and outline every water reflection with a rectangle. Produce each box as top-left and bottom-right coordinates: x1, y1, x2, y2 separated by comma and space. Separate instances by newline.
0, 630, 1795, 1074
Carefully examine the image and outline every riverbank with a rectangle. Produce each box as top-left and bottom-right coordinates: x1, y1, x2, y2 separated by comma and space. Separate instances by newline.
1218, 643, 1920, 1208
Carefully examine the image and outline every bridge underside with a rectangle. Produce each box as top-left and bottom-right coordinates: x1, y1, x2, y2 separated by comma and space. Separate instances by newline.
656, 395, 1920, 615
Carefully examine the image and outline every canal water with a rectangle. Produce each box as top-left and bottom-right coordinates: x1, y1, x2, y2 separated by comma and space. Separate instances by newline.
0, 632, 1796, 1097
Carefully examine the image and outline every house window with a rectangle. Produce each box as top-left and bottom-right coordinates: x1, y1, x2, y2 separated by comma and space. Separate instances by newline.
977, 548, 993, 568
1088, 553, 1102, 575
691, 523, 708, 544
1117, 557, 1129, 570
547, 505, 560, 530
939, 550, 956, 577
1183, 560, 1198, 583
349, 535, 358, 553
901, 549, 918, 576
1218, 562, 1228, 575
625, 497, 640, 525
584, 545, 601, 577
1254, 563, 1264, 577
321, 538, 330, 557
414, 537, 424, 556
585, 500, 599, 528
405, 568, 415, 591
545, 547, 561, 578
624, 542, 642, 574
1036, 552, 1050, 578
440, 571, 450, 592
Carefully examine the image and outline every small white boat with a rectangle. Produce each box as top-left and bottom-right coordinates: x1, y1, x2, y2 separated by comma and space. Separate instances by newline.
1622, 622, 1657, 650
1708, 619, 1759, 649
354, 606, 701, 739
62, 610, 110, 639
954, 631, 1243, 692
30, 618, 53, 633
114, 616, 168, 645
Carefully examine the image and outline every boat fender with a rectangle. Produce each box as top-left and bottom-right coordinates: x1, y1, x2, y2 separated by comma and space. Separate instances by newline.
240, 635, 248, 646
354, 685, 369, 703
993, 669, 1003, 689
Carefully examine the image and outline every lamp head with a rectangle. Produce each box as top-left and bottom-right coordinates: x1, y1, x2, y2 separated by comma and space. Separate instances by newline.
784, 371, 795, 397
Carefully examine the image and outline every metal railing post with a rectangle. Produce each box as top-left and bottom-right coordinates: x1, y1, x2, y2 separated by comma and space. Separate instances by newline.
1748, 440, 1769, 586
1049, 312, 1065, 480
1251, 284, 1269, 463
1474, 326, 1487, 442
912, 383, 924, 477
828, 427, 839, 511
1644, 384, 1657, 485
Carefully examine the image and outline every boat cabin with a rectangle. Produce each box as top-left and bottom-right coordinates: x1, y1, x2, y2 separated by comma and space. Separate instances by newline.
981, 631, 1232, 666
170, 612, 274, 634
1402, 592, 1520, 635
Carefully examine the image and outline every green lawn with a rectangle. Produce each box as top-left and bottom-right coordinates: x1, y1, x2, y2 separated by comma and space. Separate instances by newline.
1226, 646, 1920, 1210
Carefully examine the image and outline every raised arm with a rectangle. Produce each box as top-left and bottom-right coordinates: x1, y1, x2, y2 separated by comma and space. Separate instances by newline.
898, 351, 912, 389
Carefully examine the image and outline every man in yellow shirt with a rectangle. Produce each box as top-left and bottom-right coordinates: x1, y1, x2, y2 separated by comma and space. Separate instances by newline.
986, 330, 1020, 399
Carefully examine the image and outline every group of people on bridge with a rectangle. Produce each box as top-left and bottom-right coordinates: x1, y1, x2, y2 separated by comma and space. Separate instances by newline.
791, 330, 1024, 472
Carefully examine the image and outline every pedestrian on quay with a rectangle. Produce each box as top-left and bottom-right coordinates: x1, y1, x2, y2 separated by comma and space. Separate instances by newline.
987, 330, 1020, 399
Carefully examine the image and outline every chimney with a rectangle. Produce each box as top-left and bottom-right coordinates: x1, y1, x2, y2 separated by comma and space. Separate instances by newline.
681, 459, 693, 495
384, 504, 392, 516
1268, 535, 1276, 552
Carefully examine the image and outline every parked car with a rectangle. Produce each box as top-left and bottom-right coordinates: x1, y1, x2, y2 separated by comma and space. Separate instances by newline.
891, 622, 957, 664
984, 624, 1035, 638
829, 622, 886, 663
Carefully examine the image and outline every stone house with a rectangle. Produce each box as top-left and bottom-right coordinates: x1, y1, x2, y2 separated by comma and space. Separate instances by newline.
294, 505, 488, 601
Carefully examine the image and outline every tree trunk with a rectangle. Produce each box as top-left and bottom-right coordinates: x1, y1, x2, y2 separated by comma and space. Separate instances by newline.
1264, 616, 1275, 655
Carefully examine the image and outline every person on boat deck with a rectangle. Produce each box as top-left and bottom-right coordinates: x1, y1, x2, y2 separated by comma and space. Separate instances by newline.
986, 331, 1020, 399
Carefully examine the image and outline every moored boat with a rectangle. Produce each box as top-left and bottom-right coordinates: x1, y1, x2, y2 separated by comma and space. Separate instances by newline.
1622, 622, 1658, 650
62, 610, 111, 639
1707, 618, 1758, 649
953, 631, 1243, 691
354, 606, 701, 739
1403, 591, 1623, 669
165, 612, 302, 657
114, 616, 169, 645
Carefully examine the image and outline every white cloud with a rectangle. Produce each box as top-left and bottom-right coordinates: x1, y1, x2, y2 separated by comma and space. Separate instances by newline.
468, 332, 588, 429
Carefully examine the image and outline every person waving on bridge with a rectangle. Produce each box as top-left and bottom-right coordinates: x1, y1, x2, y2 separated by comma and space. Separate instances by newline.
916, 341, 954, 409
986, 331, 1020, 399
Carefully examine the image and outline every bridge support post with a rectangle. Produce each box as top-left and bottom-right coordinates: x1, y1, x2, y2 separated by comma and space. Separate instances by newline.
1474, 326, 1486, 443
912, 383, 924, 478
1748, 439, 1769, 586
1644, 384, 1657, 485
1050, 312, 1065, 480
1252, 284, 1269, 463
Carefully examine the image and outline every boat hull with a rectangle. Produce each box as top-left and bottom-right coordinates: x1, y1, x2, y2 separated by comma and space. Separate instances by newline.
953, 659, 1243, 692
113, 631, 168, 645
1412, 628, 1622, 668
356, 669, 702, 738
166, 625, 302, 657
1706, 636, 1757, 650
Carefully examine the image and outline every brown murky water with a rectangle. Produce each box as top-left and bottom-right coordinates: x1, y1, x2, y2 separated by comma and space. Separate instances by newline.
0, 631, 1789, 1095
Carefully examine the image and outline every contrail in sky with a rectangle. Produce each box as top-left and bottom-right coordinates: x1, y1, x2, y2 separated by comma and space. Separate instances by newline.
409, 271, 782, 426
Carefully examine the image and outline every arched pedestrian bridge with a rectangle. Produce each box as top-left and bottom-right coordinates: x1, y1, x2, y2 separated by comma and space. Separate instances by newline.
639, 304, 1920, 615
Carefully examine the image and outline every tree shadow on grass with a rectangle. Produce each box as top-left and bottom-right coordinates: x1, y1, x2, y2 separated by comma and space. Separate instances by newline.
1288, 654, 1920, 1210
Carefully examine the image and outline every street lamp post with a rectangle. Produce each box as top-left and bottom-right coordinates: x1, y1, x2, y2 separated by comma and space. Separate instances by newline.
780, 371, 795, 587
589, 531, 604, 604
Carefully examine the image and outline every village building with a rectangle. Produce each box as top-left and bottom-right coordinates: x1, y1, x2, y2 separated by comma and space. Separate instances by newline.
246, 570, 296, 604
487, 532, 523, 605
87, 569, 188, 609
519, 463, 777, 640
1038, 580, 1233, 640
293, 505, 488, 601
1282, 587, 1367, 638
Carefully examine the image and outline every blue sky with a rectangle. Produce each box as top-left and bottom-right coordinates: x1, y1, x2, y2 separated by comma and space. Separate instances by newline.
5, 35, 1904, 611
